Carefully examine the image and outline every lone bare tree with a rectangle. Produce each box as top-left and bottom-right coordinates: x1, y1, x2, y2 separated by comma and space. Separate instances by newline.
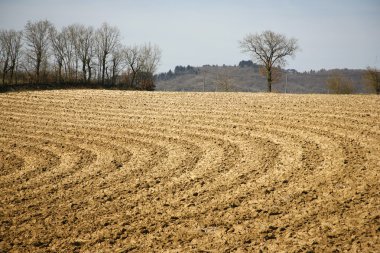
239, 30, 298, 92
363, 67, 380, 94
24, 20, 53, 83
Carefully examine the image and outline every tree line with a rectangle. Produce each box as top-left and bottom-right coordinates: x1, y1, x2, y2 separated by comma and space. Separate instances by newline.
0, 20, 161, 90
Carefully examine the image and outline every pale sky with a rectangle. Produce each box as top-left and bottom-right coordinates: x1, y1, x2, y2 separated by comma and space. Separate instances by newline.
1, 0, 379, 73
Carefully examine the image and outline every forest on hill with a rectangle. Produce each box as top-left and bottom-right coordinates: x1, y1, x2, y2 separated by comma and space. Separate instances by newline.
155, 61, 371, 94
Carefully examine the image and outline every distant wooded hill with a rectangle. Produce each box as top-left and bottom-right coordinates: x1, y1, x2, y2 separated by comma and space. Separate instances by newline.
155, 61, 370, 93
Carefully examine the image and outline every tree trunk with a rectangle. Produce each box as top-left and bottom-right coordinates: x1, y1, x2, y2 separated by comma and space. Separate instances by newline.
112, 60, 116, 85
36, 59, 41, 84
82, 59, 86, 83
10, 65, 14, 85
102, 56, 106, 85
75, 59, 78, 83
87, 59, 92, 83
2, 72, 6, 85
130, 70, 136, 89
15, 64, 18, 85
2, 69, 6, 85
58, 61, 63, 84
267, 68, 272, 92
2, 59, 8, 85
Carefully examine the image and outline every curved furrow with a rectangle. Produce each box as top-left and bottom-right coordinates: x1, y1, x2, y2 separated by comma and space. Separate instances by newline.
293, 123, 375, 191
0, 125, 160, 193
153, 109, 373, 178
0, 149, 24, 177
133, 135, 244, 222
0, 134, 96, 190
236, 119, 373, 220
140, 134, 281, 239
0, 129, 163, 198
0, 138, 61, 189
0, 135, 97, 232
244, 123, 376, 251
65, 132, 223, 229
177, 131, 312, 229
210, 118, 371, 192
0, 131, 152, 226
13, 136, 202, 249
0, 136, 150, 251
0, 118, 175, 217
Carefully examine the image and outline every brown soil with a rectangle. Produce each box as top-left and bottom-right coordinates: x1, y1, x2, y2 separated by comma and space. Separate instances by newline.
0, 90, 379, 252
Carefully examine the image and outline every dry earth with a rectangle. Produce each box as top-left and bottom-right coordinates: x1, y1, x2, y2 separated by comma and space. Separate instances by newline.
0, 90, 379, 252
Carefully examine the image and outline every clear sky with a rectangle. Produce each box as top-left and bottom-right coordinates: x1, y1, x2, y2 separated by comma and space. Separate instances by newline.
1, 0, 379, 73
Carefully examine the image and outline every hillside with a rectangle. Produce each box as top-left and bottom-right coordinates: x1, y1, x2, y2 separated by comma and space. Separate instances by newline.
1, 90, 379, 252
156, 63, 369, 93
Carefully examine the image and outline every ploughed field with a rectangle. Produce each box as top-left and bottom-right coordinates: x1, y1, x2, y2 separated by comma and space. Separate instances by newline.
0, 90, 379, 252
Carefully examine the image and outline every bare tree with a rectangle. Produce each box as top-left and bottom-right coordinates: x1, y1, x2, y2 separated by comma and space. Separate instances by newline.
140, 43, 161, 74
109, 43, 124, 85
96, 23, 120, 85
49, 27, 65, 83
75, 25, 94, 83
124, 44, 161, 89
49, 26, 76, 84
61, 26, 77, 83
124, 45, 143, 88
240, 30, 298, 92
66, 25, 79, 82
8, 30, 22, 85
363, 67, 380, 94
139, 43, 161, 90
326, 71, 354, 94
67, 24, 89, 83
24, 20, 53, 83
0, 30, 11, 85
0, 30, 23, 85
